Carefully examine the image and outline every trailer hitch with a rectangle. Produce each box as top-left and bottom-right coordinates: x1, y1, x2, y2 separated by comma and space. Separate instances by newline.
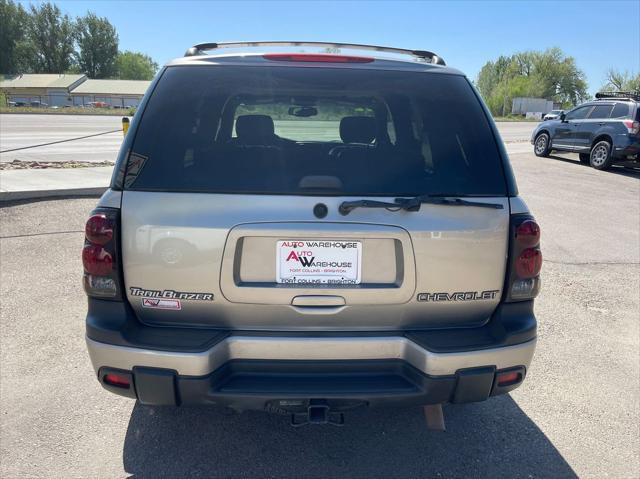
290, 400, 345, 427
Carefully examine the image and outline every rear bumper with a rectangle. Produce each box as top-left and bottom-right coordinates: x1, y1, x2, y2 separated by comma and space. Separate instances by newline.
97, 359, 530, 411
86, 300, 537, 409
87, 332, 536, 378
612, 135, 640, 160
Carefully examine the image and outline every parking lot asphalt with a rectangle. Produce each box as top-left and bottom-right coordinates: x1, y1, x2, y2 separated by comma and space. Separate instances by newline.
0, 114, 122, 164
0, 114, 536, 166
1, 142, 639, 478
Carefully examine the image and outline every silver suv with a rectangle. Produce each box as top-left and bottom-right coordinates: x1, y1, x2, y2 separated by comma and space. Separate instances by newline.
83, 42, 541, 426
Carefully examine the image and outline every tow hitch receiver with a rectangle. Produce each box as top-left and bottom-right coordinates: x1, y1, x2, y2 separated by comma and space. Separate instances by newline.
291, 400, 345, 427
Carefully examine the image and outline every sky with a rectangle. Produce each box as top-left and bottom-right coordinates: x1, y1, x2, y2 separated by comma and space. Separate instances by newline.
25, 0, 640, 95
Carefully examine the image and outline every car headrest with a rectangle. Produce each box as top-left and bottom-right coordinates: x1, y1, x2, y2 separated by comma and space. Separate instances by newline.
340, 116, 376, 144
235, 115, 275, 143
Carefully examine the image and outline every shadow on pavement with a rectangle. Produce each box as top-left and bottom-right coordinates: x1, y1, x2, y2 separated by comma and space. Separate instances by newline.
123, 396, 576, 478
548, 154, 640, 179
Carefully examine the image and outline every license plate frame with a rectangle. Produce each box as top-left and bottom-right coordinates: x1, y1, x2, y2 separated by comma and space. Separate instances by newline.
276, 240, 362, 285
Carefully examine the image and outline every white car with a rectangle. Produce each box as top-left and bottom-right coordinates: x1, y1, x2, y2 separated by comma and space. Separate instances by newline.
542, 110, 564, 121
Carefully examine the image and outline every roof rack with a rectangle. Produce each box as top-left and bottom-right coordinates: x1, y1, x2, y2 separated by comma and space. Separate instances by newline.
184, 41, 446, 65
595, 91, 640, 101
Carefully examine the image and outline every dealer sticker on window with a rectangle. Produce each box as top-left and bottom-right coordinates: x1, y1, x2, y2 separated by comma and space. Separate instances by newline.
276, 240, 362, 285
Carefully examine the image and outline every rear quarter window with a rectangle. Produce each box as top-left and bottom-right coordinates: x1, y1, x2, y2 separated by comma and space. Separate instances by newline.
126, 65, 507, 197
610, 103, 631, 119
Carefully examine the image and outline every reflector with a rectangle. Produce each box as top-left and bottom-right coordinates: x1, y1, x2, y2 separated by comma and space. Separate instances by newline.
104, 373, 130, 388
496, 371, 521, 387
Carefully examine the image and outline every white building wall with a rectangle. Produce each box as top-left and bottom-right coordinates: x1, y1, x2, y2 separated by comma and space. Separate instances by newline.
7, 89, 72, 107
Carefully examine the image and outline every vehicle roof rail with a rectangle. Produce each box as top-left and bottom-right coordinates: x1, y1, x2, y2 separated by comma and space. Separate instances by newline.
183, 41, 446, 65
595, 91, 640, 101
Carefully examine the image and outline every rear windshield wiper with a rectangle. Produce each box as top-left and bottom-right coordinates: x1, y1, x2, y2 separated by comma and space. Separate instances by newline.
339, 195, 504, 215
394, 195, 504, 211
338, 199, 405, 215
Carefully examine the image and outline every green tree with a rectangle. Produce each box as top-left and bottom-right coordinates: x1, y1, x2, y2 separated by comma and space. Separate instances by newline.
601, 69, 640, 93
476, 48, 589, 116
22, 2, 75, 73
0, 0, 28, 74
476, 56, 510, 108
116, 50, 158, 80
74, 12, 118, 78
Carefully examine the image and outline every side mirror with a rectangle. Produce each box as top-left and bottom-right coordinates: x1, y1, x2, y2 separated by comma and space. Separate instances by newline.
560, 113, 566, 122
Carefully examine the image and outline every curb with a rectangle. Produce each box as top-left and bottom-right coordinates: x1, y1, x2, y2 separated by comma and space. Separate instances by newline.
0, 111, 131, 117
0, 187, 106, 203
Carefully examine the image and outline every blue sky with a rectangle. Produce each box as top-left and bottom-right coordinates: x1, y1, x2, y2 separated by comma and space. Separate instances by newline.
28, 0, 640, 94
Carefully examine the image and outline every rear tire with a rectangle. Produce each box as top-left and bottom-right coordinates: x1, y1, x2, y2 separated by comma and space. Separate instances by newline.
534, 133, 550, 157
579, 153, 590, 164
589, 141, 613, 170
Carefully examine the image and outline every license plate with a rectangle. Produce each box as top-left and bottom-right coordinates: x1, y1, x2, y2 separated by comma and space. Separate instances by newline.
276, 240, 362, 285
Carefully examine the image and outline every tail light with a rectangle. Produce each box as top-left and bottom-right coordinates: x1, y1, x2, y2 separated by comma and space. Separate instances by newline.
622, 120, 639, 134
515, 248, 543, 278
505, 215, 542, 302
82, 208, 122, 299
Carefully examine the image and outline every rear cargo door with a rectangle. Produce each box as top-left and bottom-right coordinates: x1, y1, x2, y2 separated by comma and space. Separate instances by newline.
120, 192, 509, 330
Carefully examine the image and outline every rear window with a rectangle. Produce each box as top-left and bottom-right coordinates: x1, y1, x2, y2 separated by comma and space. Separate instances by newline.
126, 65, 506, 196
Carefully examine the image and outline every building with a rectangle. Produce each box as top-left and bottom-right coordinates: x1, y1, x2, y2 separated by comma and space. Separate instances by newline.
69, 79, 151, 108
1, 75, 152, 108
511, 97, 555, 116
0, 74, 87, 107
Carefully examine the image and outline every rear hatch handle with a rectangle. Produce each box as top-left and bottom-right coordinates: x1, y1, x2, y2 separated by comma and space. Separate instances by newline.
291, 295, 346, 307
339, 195, 504, 215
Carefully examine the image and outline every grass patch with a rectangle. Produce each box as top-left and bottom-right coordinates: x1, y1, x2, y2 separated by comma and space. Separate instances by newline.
493, 115, 541, 122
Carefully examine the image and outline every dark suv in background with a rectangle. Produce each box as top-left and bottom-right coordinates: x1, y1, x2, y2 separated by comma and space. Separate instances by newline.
531, 92, 640, 170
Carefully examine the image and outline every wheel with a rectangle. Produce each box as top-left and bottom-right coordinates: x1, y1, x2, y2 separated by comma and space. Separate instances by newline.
534, 133, 550, 157
579, 153, 590, 164
589, 141, 613, 170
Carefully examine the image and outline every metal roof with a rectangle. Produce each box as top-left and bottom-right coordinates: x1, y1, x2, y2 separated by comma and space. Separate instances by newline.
70, 79, 151, 96
0, 74, 86, 89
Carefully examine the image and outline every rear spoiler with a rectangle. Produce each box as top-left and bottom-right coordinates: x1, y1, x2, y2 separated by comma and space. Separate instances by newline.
184, 41, 446, 65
